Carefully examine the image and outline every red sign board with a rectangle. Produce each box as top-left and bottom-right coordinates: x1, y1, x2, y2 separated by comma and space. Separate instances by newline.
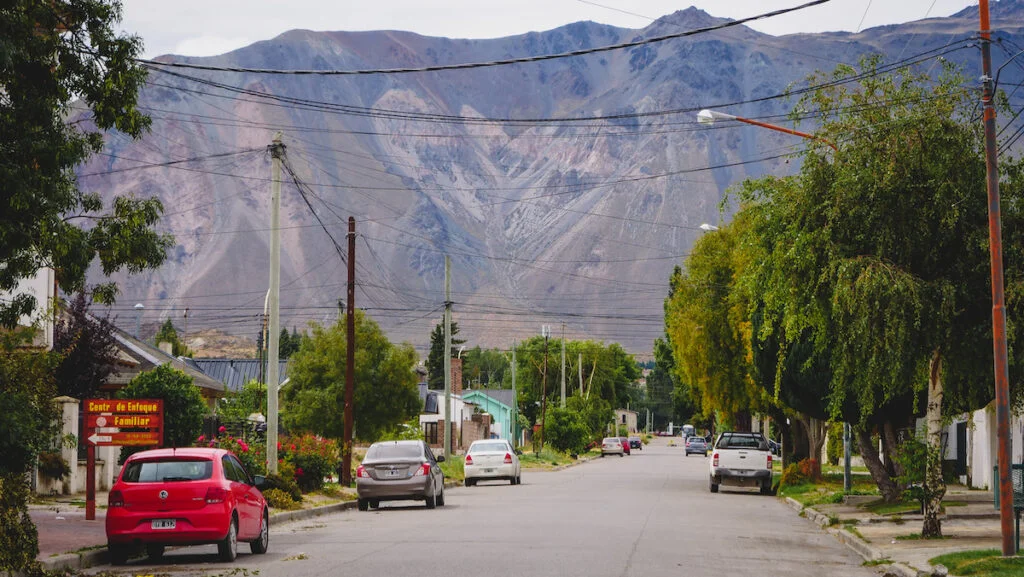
85, 399, 163, 415
87, 431, 163, 447
86, 413, 163, 429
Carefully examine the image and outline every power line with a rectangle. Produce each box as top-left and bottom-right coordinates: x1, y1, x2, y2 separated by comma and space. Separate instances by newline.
137, 1, 832, 76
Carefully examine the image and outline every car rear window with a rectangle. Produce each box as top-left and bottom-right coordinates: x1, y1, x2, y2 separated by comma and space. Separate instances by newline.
716, 435, 768, 450
366, 443, 423, 460
603, 438, 619, 444
122, 459, 213, 483
470, 442, 508, 453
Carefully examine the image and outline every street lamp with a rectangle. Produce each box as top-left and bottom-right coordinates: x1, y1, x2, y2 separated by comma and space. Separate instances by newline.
697, 109, 838, 152
699, 223, 719, 232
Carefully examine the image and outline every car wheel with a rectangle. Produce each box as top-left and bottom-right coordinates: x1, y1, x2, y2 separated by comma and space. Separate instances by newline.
145, 544, 165, 560
516, 475, 522, 485
437, 489, 445, 507
108, 543, 130, 566
709, 477, 719, 493
465, 478, 476, 487
618, 453, 624, 458
369, 499, 380, 509
760, 481, 772, 496
250, 510, 269, 554
600, 453, 605, 458
218, 516, 238, 562
357, 498, 369, 511
425, 486, 437, 509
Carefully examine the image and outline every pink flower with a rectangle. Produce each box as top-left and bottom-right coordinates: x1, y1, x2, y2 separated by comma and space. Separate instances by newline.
197, 435, 205, 442
218, 426, 227, 434
295, 467, 304, 477
290, 444, 296, 451
207, 441, 214, 447
277, 442, 282, 450
238, 441, 249, 452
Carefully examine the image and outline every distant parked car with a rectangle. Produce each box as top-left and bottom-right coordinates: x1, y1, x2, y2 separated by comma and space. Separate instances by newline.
464, 439, 521, 486
105, 447, 269, 565
619, 437, 632, 455
628, 436, 643, 450
685, 436, 708, 456
601, 437, 625, 457
767, 438, 782, 456
356, 440, 446, 510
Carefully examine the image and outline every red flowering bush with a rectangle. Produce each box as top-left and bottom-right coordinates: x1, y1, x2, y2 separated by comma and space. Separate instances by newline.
278, 434, 340, 492
195, 433, 266, 477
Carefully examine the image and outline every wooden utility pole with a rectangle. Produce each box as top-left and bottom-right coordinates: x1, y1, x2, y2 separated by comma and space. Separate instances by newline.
266, 133, 284, 474
342, 217, 356, 485
560, 322, 566, 408
539, 325, 550, 454
443, 256, 452, 460
978, 0, 1014, 555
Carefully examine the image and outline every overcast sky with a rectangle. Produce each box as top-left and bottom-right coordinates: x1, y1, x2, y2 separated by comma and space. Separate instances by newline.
122, 0, 977, 59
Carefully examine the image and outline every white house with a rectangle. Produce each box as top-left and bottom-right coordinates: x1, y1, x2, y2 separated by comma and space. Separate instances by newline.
940, 402, 1024, 489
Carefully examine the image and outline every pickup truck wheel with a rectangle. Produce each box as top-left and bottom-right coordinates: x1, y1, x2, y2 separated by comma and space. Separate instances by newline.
760, 481, 772, 496
709, 476, 719, 493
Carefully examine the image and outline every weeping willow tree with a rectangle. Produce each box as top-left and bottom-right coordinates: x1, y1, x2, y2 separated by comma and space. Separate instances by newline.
737, 56, 1024, 537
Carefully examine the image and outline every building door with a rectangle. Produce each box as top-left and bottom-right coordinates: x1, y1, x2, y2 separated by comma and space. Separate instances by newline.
955, 421, 968, 477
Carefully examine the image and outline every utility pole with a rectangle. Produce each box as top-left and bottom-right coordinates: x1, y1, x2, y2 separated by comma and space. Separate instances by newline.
342, 217, 356, 485
443, 256, 452, 461
183, 307, 189, 342
511, 342, 517, 447
266, 133, 284, 475
843, 422, 852, 493
578, 353, 583, 395
978, 0, 1014, 555
539, 325, 550, 454
560, 322, 566, 408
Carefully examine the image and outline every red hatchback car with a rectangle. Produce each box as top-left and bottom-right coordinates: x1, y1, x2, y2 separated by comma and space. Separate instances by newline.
106, 448, 269, 565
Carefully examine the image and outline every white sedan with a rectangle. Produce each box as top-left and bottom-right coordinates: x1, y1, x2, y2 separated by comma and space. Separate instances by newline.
464, 440, 522, 486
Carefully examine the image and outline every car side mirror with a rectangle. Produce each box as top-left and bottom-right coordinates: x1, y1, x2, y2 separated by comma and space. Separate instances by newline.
436, 455, 446, 463
515, 449, 523, 456
252, 475, 267, 489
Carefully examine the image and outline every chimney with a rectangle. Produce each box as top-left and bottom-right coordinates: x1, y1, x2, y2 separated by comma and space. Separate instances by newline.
451, 357, 463, 397
158, 341, 173, 356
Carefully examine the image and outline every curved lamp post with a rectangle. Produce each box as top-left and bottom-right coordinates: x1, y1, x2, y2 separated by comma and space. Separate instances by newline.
697, 109, 838, 151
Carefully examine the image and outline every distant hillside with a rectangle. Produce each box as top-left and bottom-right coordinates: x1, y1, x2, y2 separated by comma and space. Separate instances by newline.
78, 1, 1024, 355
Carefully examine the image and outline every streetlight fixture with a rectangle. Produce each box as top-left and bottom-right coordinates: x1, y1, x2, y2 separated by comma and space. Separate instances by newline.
697, 109, 838, 151
699, 223, 719, 232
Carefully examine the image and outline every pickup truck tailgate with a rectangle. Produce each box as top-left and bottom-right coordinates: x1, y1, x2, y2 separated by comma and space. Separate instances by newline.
716, 449, 769, 470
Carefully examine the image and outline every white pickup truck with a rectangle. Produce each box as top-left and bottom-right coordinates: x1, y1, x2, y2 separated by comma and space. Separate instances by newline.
709, 432, 773, 495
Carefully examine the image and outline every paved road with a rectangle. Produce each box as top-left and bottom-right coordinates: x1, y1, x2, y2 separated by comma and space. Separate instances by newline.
89, 438, 877, 577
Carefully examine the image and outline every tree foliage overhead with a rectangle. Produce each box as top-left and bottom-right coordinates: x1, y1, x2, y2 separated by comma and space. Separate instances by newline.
54, 292, 118, 399
0, 0, 173, 327
284, 311, 421, 442
154, 318, 192, 357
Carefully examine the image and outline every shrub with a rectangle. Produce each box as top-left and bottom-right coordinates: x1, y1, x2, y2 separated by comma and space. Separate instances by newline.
262, 472, 301, 503
798, 458, 821, 481
279, 434, 340, 493
826, 422, 843, 466
118, 365, 207, 463
37, 452, 70, 481
263, 488, 300, 510
543, 407, 590, 455
780, 463, 808, 488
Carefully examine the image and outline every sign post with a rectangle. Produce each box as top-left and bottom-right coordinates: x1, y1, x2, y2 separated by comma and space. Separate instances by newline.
82, 399, 164, 520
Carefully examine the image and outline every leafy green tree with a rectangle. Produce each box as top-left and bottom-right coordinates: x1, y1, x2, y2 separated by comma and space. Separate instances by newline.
154, 318, 192, 357
117, 365, 208, 461
217, 379, 267, 424
462, 346, 509, 387
737, 58, 1024, 534
284, 311, 420, 442
543, 406, 590, 454
0, 1, 173, 328
566, 394, 613, 441
54, 292, 118, 399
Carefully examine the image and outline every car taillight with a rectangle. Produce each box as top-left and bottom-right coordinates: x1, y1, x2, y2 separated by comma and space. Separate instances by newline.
767, 454, 773, 468
108, 490, 124, 508
413, 463, 431, 476
465, 454, 473, 465
357, 466, 370, 478
504, 453, 513, 464
712, 453, 719, 467
205, 487, 227, 504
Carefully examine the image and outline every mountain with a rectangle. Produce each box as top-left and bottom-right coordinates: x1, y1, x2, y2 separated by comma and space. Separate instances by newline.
77, 2, 1024, 356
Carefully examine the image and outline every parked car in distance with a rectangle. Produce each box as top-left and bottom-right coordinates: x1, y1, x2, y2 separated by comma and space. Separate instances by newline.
628, 436, 643, 450
709, 432, 773, 495
356, 440, 445, 510
685, 436, 708, 456
464, 439, 522, 486
619, 437, 632, 455
601, 437, 625, 457
105, 447, 269, 565
767, 438, 782, 456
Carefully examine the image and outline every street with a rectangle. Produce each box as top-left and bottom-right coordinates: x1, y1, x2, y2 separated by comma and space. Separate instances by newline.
88, 439, 875, 577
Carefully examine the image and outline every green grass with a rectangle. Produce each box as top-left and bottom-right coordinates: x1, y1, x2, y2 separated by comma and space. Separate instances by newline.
862, 559, 892, 567
440, 456, 465, 483
844, 523, 870, 543
895, 533, 951, 541
929, 549, 1024, 576
519, 448, 597, 469
944, 500, 969, 507
778, 474, 879, 507
863, 498, 921, 516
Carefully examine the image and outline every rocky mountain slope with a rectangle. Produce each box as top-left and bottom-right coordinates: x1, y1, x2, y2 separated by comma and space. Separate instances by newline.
78, 2, 1024, 355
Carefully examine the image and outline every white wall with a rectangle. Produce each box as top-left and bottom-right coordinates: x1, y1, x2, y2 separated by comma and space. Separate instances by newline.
965, 402, 1024, 490
4, 267, 55, 349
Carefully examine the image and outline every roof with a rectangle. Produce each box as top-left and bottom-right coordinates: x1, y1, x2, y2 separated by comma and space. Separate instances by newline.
462, 388, 514, 410
191, 358, 289, 391
108, 326, 225, 396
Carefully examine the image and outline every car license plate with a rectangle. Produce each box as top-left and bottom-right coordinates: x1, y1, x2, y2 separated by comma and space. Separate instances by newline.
385, 469, 401, 478
484, 468, 494, 473
151, 519, 176, 530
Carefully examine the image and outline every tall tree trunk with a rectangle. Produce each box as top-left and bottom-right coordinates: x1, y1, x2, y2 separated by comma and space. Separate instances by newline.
881, 421, 902, 479
922, 350, 946, 537
734, 410, 752, 432
798, 415, 826, 479
856, 427, 902, 503
789, 418, 810, 463
781, 421, 796, 465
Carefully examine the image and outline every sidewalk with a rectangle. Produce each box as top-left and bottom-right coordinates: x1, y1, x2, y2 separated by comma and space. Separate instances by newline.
29, 492, 109, 559
787, 487, 1012, 576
